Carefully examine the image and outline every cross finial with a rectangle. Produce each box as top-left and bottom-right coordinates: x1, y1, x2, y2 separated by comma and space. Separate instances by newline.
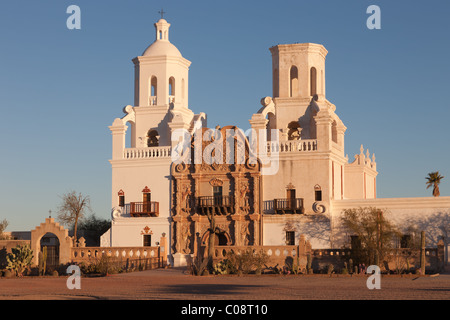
158, 8, 166, 19
48, 210, 52, 218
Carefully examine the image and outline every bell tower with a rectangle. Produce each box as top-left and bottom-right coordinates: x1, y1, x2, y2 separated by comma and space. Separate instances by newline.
132, 18, 191, 110
270, 43, 327, 100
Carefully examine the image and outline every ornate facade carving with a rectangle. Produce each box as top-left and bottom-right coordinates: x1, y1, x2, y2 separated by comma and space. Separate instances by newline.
171, 126, 262, 255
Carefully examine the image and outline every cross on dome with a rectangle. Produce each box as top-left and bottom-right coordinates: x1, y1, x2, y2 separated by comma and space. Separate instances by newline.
158, 8, 166, 19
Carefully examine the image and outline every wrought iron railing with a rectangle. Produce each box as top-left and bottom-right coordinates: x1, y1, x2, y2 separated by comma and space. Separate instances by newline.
195, 195, 235, 215
125, 202, 159, 217
264, 198, 304, 214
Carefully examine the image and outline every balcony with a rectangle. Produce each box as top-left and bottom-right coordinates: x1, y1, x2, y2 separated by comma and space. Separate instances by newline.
195, 195, 235, 215
264, 198, 304, 214
125, 202, 159, 217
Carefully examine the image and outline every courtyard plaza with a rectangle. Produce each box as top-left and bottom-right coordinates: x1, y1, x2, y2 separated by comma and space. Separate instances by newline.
0, 267, 448, 300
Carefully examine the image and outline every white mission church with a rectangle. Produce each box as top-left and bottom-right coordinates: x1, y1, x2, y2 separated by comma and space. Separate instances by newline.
100, 18, 450, 267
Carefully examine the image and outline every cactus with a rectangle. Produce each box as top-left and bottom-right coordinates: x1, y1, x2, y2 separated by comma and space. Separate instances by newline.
420, 231, 426, 275
42, 246, 47, 275
6, 244, 34, 277
38, 251, 43, 275
306, 253, 312, 274
349, 258, 353, 273
38, 247, 48, 276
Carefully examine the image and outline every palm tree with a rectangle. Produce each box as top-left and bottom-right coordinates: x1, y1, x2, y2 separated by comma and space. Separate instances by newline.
425, 171, 444, 197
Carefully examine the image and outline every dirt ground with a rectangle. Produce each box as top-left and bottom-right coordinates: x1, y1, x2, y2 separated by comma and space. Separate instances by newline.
0, 267, 449, 301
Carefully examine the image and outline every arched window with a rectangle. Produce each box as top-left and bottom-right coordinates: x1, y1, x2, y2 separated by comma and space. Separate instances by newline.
331, 120, 338, 143
147, 129, 159, 147
126, 120, 136, 148
118, 190, 125, 207
169, 77, 175, 95
321, 69, 324, 95
310, 67, 317, 96
181, 78, 185, 101
314, 185, 322, 201
273, 68, 279, 98
267, 112, 276, 141
150, 76, 157, 105
287, 121, 301, 140
290, 66, 298, 97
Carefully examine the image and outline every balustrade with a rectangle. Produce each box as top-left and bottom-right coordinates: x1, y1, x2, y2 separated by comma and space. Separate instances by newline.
71, 246, 159, 261
267, 139, 317, 154
123, 146, 171, 159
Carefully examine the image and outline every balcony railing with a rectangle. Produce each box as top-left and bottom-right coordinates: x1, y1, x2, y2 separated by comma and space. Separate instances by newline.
195, 195, 235, 215
264, 198, 304, 214
125, 202, 159, 217
123, 146, 171, 159
267, 139, 317, 154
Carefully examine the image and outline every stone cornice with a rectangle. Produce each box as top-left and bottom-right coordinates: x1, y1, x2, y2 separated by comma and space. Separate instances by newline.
132, 55, 191, 69
332, 196, 450, 211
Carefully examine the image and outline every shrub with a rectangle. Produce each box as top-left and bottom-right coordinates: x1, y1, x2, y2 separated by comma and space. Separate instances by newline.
327, 264, 334, 275
222, 249, 269, 275
189, 256, 209, 276
3, 269, 13, 278
213, 260, 231, 275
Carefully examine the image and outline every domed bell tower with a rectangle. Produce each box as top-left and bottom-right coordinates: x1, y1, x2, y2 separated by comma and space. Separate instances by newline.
133, 18, 191, 110
270, 43, 327, 100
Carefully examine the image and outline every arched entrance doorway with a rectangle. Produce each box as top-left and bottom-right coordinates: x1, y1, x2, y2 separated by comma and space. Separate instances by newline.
40, 232, 60, 269
215, 231, 229, 246
201, 229, 232, 247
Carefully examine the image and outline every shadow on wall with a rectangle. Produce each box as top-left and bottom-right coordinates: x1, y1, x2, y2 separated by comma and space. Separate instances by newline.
405, 211, 450, 246
284, 215, 331, 247
332, 209, 450, 249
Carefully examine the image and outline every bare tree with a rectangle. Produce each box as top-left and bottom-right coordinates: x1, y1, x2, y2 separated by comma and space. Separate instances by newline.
340, 207, 401, 266
0, 219, 9, 240
56, 191, 91, 244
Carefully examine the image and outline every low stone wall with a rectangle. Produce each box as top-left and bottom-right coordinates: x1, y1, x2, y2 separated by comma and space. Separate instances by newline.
71, 246, 165, 271
310, 249, 352, 272
199, 242, 445, 274
310, 246, 444, 274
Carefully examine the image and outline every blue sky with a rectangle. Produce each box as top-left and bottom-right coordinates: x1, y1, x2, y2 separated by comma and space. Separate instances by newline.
1, 0, 449, 231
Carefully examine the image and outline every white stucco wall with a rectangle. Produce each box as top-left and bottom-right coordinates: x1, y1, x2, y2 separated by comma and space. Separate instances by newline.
331, 196, 450, 247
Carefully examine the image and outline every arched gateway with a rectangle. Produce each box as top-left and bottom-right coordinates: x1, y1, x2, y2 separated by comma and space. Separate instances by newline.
30, 218, 73, 266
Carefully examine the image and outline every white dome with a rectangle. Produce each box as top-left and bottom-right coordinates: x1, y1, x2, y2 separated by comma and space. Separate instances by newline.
142, 40, 182, 57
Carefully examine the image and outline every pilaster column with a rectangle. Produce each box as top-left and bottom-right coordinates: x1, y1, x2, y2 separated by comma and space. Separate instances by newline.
109, 118, 127, 160
314, 109, 333, 152
191, 214, 200, 255
231, 215, 243, 246
249, 214, 260, 246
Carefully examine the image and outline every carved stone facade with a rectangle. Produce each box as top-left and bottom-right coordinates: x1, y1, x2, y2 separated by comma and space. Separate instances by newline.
171, 126, 261, 257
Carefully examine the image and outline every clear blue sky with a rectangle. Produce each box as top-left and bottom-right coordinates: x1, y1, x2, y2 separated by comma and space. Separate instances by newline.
1, 0, 449, 231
